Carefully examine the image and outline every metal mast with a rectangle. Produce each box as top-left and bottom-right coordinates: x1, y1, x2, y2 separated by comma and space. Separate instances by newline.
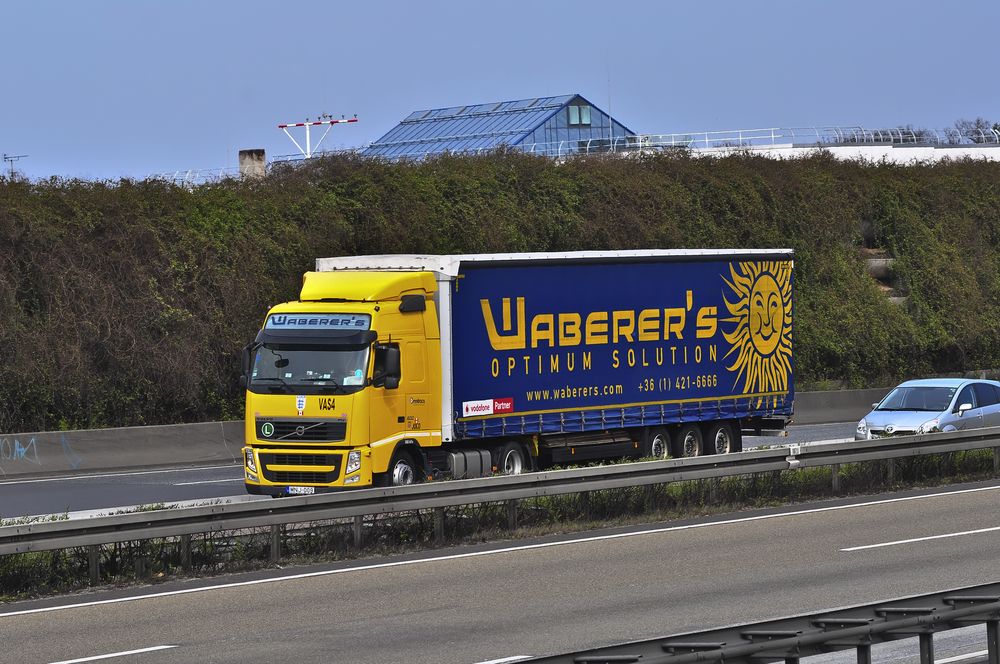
2, 153, 28, 178
278, 115, 358, 159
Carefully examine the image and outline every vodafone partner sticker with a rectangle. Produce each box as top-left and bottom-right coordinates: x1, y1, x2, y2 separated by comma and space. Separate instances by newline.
462, 398, 514, 416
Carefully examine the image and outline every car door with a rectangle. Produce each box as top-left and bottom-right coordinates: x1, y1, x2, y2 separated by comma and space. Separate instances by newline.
951, 384, 984, 430
973, 382, 1000, 428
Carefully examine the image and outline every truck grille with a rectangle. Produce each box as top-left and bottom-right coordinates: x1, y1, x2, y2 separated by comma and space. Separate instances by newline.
259, 452, 341, 484
256, 418, 346, 442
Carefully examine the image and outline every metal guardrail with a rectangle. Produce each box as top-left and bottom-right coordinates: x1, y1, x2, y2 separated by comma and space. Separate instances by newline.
2, 427, 999, 558
526, 582, 1000, 664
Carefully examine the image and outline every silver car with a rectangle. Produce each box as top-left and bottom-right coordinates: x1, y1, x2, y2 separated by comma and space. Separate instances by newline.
856, 377, 1000, 440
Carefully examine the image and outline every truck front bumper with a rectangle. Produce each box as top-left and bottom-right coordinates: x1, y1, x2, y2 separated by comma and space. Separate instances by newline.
243, 445, 373, 494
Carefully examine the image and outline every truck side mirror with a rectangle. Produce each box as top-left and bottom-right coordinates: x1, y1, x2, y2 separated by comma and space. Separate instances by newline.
384, 346, 401, 390
241, 343, 252, 374
240, 343, 255, 389
373, 344, 402, 389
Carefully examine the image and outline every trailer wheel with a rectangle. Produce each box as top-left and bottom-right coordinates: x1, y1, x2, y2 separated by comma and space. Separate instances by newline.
704, 422, 736, 455
674, 424, 703, 457
496, 442, 526, 475
376, 449, 421, 487
642, 427, 671, 459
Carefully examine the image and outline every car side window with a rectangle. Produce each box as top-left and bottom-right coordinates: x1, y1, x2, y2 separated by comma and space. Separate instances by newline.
973, 383, 998, 408
955, 385, 976, 411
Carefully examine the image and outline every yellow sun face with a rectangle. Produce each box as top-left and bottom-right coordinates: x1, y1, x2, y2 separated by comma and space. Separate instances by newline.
723, 261, 793, 404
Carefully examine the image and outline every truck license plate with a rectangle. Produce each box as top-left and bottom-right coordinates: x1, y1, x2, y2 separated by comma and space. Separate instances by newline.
287, 486, 314, 495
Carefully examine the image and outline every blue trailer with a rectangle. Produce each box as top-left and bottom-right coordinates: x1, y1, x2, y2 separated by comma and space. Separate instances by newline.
309, 250, 793, 482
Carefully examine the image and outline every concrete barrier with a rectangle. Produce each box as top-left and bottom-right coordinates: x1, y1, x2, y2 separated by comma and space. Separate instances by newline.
0, 388, 891, 478
0, 421, 243, 479
793, 387, 891, 425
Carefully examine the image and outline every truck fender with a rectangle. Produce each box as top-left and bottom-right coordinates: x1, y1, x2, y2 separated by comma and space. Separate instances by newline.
387, 438, 428, 474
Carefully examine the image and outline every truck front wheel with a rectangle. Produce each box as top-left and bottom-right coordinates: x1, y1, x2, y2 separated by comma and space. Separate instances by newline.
377, 449, 421, 487
674, 424, 703, 457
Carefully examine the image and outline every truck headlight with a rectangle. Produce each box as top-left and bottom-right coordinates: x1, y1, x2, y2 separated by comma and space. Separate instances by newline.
245, 448, 257, 473
346, 450, 361, 475
917, 419, 940, 434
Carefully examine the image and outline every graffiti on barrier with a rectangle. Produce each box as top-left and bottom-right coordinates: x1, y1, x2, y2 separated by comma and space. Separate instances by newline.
61, 433, 83, 469
0, 436, 40, 466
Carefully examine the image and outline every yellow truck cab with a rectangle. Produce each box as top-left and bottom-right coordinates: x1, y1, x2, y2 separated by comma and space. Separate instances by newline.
242, 269, 442, 495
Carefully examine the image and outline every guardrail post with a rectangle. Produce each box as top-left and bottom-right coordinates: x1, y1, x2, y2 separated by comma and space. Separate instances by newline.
506, 500, 518, 530
134, 555, 148, 579
831, 464, 841, 493
919, 632, 934, 664
434, 507, 445, 544
353, 515, 364, 549
856, 643, 872, 664
993, 447, 1000, 475
269, 525, 281, 563
886, 458, 896, 485
88, 545, 100, 585
180, 534, 192, 571
580, 491, 591, 520
987, 619, 999, 664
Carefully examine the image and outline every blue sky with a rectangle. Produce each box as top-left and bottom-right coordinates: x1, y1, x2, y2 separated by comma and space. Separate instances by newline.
2, 0, 998, 181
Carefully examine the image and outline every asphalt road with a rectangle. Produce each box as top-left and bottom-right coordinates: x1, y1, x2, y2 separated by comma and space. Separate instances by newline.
0, 421, 858, 519
3, 481, 998, 663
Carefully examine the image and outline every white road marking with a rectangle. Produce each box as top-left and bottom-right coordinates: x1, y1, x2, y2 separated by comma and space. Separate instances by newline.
48, 645, 178, 663
842, 526, 1000, 551
470, 657, 532, 664
174, 478, 244, 485
938, 650, 989, 663
0, 465, 238, 485
3, 484, 999, 619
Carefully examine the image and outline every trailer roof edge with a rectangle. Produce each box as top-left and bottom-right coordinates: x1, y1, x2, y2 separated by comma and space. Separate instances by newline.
315, 249, 795, 277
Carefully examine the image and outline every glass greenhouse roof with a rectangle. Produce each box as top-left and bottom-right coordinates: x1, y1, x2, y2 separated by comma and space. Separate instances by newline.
363, 95, 578, 158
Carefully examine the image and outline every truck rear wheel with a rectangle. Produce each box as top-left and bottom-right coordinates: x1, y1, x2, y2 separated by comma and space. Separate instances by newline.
674, 424, 703, 457
642, 427, 671, 459
495, 442, 526, 475
704, 422, 740, 455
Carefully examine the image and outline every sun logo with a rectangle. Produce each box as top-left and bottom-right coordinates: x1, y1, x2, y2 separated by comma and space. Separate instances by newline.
722, 261, 793, 405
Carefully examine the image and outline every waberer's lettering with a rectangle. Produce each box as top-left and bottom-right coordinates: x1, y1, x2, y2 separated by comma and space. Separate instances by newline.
482, 294, 718, 378
481, 293, 717, 350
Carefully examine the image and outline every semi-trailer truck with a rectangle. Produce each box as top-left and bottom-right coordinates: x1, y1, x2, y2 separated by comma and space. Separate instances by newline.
241, 250, 794, 495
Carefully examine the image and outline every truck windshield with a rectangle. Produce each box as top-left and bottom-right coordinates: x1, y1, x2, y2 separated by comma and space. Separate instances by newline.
250, 345, 370, 394
876, 386, 957, 412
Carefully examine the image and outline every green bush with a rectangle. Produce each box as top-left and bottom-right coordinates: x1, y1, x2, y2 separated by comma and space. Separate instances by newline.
2, 151, 1000, 432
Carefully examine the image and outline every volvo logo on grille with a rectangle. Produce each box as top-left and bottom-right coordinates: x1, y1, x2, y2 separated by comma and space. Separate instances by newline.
261, 422, 275, 437
295, 425, 305, 436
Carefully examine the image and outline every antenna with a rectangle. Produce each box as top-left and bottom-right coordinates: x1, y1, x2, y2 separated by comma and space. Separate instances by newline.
3, 153, 28, 178
278, 115, 359, 158
607, 64, 614, 153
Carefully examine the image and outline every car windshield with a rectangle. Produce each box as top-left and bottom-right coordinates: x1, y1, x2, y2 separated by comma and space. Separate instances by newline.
876, 386, 957, 412
250, 345, 370, 394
